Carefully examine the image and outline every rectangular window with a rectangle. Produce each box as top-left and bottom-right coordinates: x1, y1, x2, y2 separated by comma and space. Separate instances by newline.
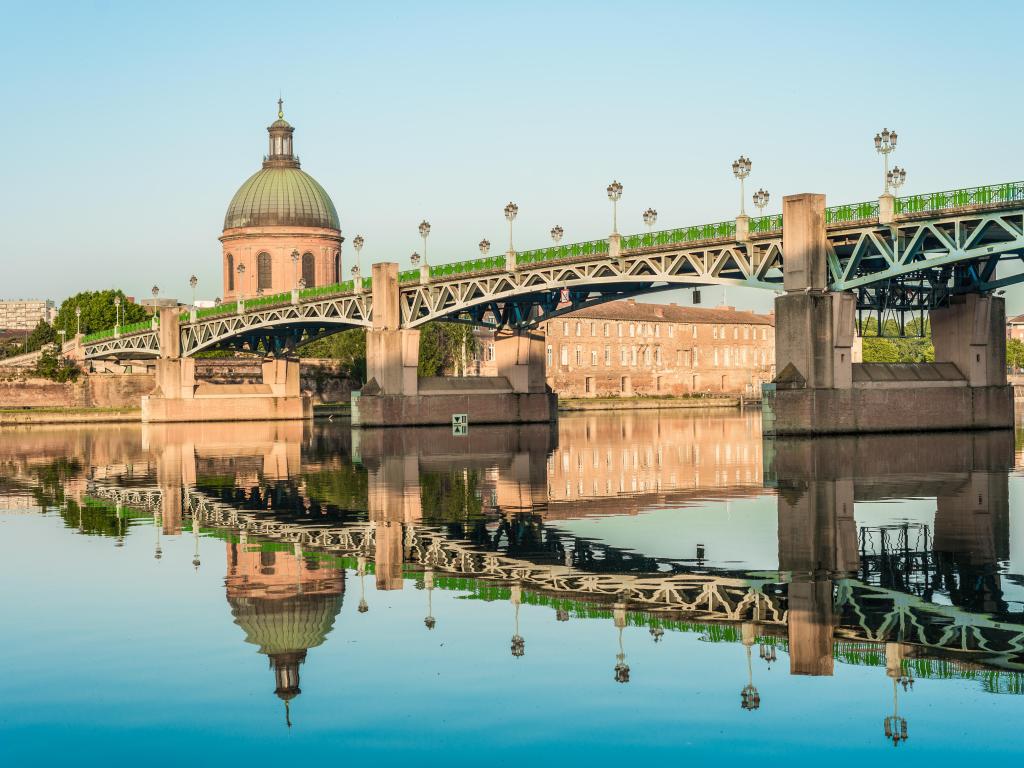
631, 347, 638, 366
644, 347, 651, 366
655, 347, 662, 366
585, 376, 594, 394
712, 326, 718, 339
575, 347, 582, 365
604, 323, 610, 337
562, 321, 569, 336
629, 324, 635, 337
655, 325, 660, 338
692, 325, 698, 339
560, 345, 568, 366
546, 345, 553, 367
620, 347, 627, 365
762, 328, 767, 340
714, 349, 719, 366
590, 322, 596, 337
743, 326, 750, 340
733, 326, 738, 340
591, 350, 598, 366
617, 322, 623, 337
575, 322, 582, 337
604, 346, 611, 365
724, 348, 730, 366
668, 325, 674, 338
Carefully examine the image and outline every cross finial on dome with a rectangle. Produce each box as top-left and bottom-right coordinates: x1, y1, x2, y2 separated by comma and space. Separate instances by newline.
277, 96, 284, 119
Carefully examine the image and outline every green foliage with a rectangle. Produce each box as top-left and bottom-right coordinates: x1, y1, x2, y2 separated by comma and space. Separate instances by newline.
860, 317, 934, 363
301, 464, 368, 510
1007, 338, 1024, 371
33, 347, 80, 382
23, 319, 57, 353
54, 289, 148, 337
417, 322, 478, 376
420, 469, 485, 520
299, 328, 367, 384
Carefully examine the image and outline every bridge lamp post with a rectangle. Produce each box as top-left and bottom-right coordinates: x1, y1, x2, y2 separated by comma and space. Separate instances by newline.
550, 225, 564, 247
418, 220, 431, 265
113, 295, 121, 333
732, 156, 752, 216
479, 238, 490, 257
642, 208, 657, 242
352, 235, 364, 276
189, 275, 198, 307
291, 250, 300, 289
504, 202, 519, 269
874, 129, 898, 194
151, 285, 159, 299
57, 329, 66, 349
753, 188, 770, 215
75, 306, 81, 336
606, 180, 623, 234
236, 264, 246, 302
887, 166, 907, 193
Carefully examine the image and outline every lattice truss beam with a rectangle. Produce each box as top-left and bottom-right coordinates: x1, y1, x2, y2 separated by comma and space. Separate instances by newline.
82, 330, 160, 360
398, 240, 784, 329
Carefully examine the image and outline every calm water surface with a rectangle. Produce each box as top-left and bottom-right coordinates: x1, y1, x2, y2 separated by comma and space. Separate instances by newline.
2, 410, 1024, 764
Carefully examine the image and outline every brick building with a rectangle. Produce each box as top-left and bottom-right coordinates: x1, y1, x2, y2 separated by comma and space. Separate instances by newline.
543, 300, 774, 397
1007, 313, 1024, 341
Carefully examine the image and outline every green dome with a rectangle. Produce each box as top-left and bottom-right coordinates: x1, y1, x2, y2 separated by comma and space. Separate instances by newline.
224, 166, 340, 231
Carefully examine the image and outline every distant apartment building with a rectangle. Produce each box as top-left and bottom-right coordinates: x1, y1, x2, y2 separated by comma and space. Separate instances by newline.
543, 300, 775, 397
0, 300, 55, 335
1007, 314, 1024, 341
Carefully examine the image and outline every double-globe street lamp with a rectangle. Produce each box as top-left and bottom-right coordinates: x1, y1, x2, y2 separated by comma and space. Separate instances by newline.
887, 166, 907, 193
732, 156, 752, 216
607, 180, 623, 233
418, 220, 431, 271
352, 235, 364, 280
753, 188, 770, 215
875, 128, 898, 194
504, 202, 519, 256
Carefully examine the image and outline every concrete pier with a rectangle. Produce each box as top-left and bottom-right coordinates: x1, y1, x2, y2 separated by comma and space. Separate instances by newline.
353, 262, 557, 428
763, 194, 1013, 435
141, 308, 311, 423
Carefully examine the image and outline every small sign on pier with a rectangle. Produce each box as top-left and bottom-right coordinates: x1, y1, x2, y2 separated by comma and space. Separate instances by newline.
452, 413, 468, 436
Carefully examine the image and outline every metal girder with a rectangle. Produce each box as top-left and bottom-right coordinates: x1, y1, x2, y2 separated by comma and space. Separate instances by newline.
83, 330, 160, 360
399, 239, 782, 329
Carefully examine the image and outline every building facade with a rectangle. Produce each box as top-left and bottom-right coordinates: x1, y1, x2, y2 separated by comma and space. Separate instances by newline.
542, 300, 775, 397
1007, 314, 1024, 341
221, 102, 343, 301
0, 300, 56, 332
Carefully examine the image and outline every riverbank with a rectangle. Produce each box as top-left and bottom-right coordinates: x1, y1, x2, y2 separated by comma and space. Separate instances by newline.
558, 396, 747, 412
0, 407, 142, 426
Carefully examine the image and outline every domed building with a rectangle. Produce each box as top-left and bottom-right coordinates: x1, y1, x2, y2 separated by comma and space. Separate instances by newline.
220, 101, 343, 300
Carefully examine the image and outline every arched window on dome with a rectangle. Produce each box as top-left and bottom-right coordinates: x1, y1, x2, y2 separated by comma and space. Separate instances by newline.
334, 251, 341, 284
257, 252, 273, 292
302, 252, 315, 288
227, 254, 235, 291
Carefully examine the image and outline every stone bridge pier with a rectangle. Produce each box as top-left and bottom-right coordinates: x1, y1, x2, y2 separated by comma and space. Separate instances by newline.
354, 262, 556, 427
764, 193, 1013, 435
142, 307, 311, 423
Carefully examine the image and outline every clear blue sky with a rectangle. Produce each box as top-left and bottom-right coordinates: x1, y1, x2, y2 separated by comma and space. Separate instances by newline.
2, 0, 1023, 314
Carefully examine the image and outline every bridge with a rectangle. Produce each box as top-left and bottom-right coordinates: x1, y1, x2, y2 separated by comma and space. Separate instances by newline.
80, 180, 1024, 359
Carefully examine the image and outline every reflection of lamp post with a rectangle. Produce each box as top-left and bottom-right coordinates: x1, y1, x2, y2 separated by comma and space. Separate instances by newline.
357, 556, 369, 613
115, 502, 124, 547
423, 569, 436, 630
649, 625, 664, 643
606, 180, 623, 234
613, 603, 629, 683
883, 642, 911, 746
740, 623, 760, 711
192, 514, 201, 570
510, 585, 525, 657
153, 512, 162, 560
874, 128, 898, 195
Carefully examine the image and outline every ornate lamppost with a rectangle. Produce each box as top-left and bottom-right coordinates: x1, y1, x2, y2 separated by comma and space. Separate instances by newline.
75, 306, 81, 336
151, 285, 159, 299
479, 238, 490, 258
236, 264, 246, 301
613, 603, 630, 683
753, 188, 770, 215
732, 156, 752, 216
189, 275, 198, 307
113, 295, 121, 332
423, 569, 436, 630
357, 556, 369, 613
643, 207, 657, 233
192, 514, 201, 571
550, 225, 564, 247
606, 180, 623, 234
352, 235, 364, 276
504, 202, 519, 264
874, 128, 898, 195
888, 166, 907, 193
291, 250, 300, 289
418, 220, 431, 275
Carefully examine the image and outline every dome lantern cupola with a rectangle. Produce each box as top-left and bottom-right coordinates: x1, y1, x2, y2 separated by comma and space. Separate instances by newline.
265, 98, 298, 168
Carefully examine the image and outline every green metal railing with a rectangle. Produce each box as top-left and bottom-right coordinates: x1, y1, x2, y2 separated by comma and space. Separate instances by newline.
749, 213, 783, 234
896, 181, 1024, 215
298, 280, 354, 300
516, 239, 608, 265
81, 318, 156, 344
427, 255, 507, 279
825, 200, 879, 224
620, 220, 736, 250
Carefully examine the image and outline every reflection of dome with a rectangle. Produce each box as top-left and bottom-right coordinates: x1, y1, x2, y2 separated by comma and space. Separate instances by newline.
229, 592, 343, 658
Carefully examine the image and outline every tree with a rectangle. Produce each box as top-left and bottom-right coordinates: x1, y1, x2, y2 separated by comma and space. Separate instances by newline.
23, 319, 57, 353
299, 328, 367, 384
53, 289, 148, 337
860, 316, 934, 364
417, 323, 478, 376
33, 347, 80, 382
1007, 338, 1024, 372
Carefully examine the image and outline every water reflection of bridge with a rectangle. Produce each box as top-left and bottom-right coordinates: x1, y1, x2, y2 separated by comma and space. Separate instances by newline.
75, 417, 1024, 681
